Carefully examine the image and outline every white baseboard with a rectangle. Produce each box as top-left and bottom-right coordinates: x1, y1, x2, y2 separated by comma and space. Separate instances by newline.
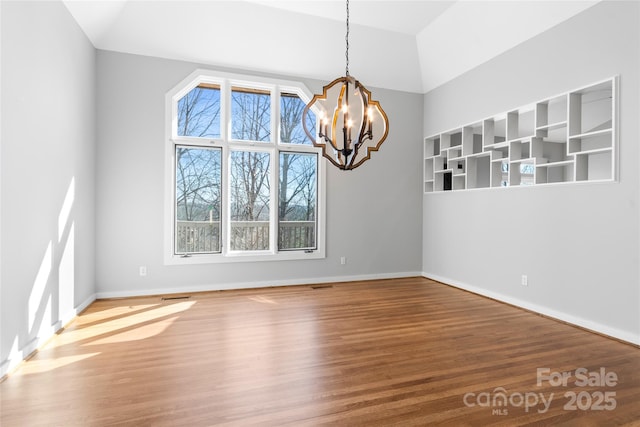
0, 293, 96, 379
95, 271, 423, 299
422, 272, 640, 346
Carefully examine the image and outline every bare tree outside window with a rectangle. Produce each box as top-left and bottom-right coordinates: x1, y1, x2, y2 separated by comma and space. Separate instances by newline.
175, 147, 221, 253
175, 85, 222, 254
279, 93, 317, 249
232, 87, 270, 142
230, 151, 270, 250
173, 80, 319, 255
281, 92, 314, 145
177, 85, 221, 138
279, 152, 316, 250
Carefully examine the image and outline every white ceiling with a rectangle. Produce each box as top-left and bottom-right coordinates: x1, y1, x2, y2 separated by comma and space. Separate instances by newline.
63, 0, 598, 93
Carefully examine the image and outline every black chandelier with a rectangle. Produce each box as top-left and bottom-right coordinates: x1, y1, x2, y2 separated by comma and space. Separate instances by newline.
302, 0, 389, 170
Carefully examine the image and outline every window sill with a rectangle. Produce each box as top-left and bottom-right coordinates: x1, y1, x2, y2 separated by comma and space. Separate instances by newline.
164, 250, 326, 265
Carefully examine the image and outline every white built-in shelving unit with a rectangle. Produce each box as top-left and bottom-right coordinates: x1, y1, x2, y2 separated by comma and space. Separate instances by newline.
423, 77, 617, 193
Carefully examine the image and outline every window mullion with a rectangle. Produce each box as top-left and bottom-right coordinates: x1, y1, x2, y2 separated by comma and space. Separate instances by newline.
221, 142, 230, 256
220, 79, 231, 255
221, 79, 230, 142
273, 85, 280, 145
271, 147, 279, 253
270, 87, 279, 254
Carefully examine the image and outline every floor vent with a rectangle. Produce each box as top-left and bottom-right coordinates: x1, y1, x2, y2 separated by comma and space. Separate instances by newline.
161, 296, 191, 301
310, 284, 333, 290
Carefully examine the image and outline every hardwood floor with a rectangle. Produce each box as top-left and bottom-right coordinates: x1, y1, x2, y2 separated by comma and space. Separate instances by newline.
2, 277, 639, 426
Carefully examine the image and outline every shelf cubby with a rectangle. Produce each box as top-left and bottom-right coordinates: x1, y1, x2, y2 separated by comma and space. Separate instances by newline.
510, 160, 535, 186
448, 147, 463, 160
536, 161, 575, 184
423, 77, 616, 193
450, 158, 466, 175
484, 116, 507, 147
467, 153, 491, 189
424, 158, 434, 180
486, 144, 509, 161
424, 181, 434, 193
507, 107, 535, 141
453, 174, 466, 191
424, 136, 440, 157
491, 159, 509, 188
433, 151, 448, 172
536, 94, 568, 129
441, 129, 463, 150
569, 79, 613, 137
435, 170, 453, 191
536, 122, 568, 140
568, 129, 612, 154
510, 139, 531, 161
576, 150, 613, 181
532, 135, 570, 165
463, 123, 483, 156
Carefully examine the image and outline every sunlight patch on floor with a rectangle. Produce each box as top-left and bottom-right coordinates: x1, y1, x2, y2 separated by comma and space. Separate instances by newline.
77, 303, 160, 324
47, 301, 195, 348
87, 316, 180, 345
248, 295, 278, 305
20, 352, 100, 375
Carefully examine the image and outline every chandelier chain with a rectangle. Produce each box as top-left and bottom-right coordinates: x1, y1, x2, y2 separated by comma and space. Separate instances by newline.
345, 0, 350, 76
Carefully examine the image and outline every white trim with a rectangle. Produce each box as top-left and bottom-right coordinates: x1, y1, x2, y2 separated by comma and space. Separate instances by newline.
164, 69, 325, 265
0, 293, 96, 378
422, 272, 640, 346
95, 271, 423, 299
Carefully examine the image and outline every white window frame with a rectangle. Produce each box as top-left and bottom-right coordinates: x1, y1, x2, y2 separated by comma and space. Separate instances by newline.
164, 69, 326, 265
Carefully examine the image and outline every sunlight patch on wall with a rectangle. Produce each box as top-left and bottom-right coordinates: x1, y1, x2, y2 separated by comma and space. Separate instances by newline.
29, 241, 52, 332
1, 337, 21, 375
59, 223, 75, 320
58, 177, 74, 242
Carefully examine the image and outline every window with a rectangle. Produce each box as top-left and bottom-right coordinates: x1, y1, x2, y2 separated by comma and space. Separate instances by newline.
231, 87, 270, 142
177, 84, 221, 138
165, 70, 325, 264
278, 151, 317, 250
229, 149, 271, 251
175, 146, 222, 254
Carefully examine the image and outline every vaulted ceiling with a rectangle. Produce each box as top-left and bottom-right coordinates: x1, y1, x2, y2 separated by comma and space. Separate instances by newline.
63, 1, 598, 93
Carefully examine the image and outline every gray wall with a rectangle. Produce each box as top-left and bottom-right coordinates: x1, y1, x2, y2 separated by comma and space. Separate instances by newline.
422, 1, 640, 344
95, 51, 424, 296
1, 1, 96, 376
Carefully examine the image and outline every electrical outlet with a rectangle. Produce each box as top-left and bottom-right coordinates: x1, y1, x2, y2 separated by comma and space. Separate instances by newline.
521, 275, 528, 286
340, 256, 347, 265
140, 266, 147, 277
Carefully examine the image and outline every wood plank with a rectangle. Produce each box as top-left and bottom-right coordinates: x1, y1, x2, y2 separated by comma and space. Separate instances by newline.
1, 277, 639, 425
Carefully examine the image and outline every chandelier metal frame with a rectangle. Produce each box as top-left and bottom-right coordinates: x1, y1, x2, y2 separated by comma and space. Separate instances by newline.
302, 0, 389, 170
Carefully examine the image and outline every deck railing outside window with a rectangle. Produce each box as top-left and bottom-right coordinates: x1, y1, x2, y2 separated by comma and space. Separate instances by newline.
176, 220, 315, 253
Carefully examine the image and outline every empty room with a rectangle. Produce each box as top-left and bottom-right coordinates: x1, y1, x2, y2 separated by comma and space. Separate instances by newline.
1, 0, 639, 425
